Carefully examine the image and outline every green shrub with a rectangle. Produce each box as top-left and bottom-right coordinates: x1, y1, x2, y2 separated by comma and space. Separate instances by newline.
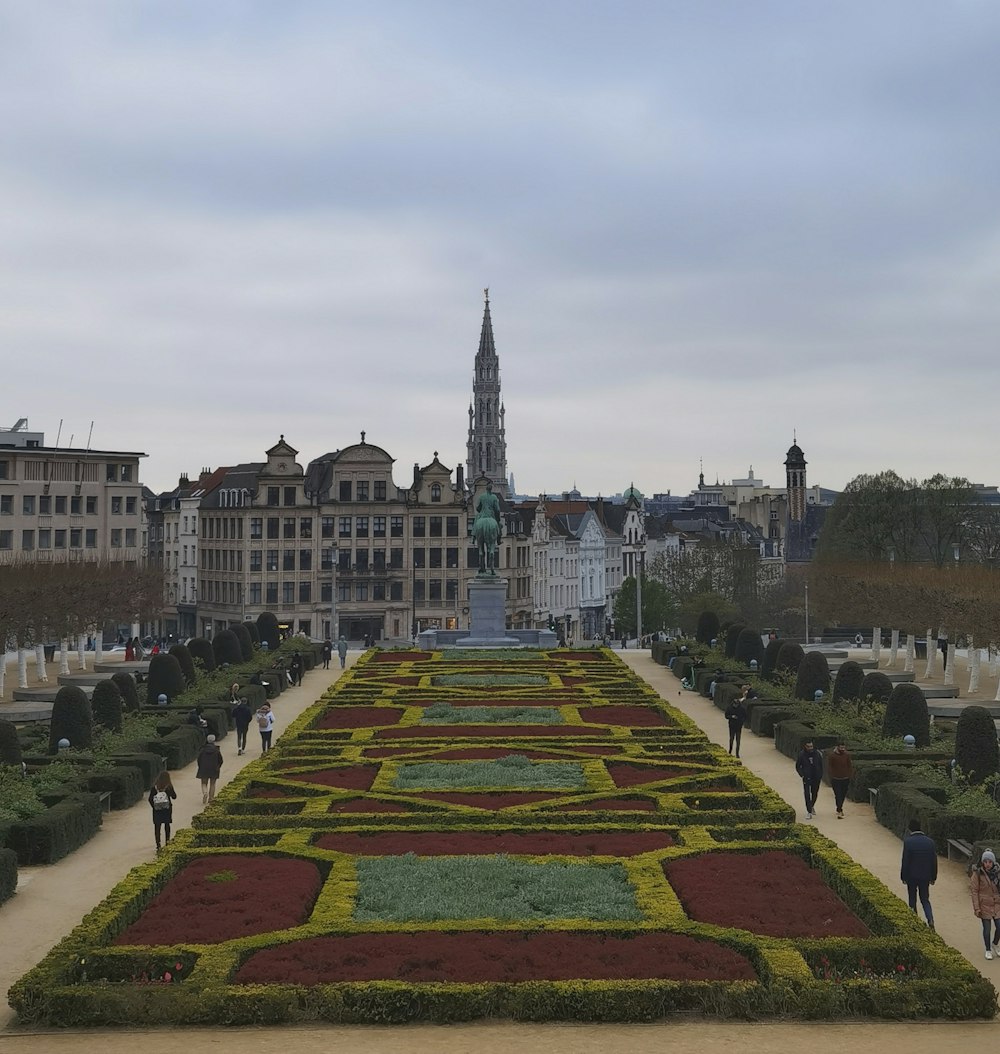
761, 638, 783, 680
749, 704, 802, 737
145, 654, 187, 707
157, 727, 204, 770
774, 720, 841, 760
695, 610, 719, 645
956, 706, 1000, 785
6, 793, 103, 865
257, 611, 280, 650
91, 680, 124, 733
111, 672, 140, 714
724, 623, 745, 659
0, 847, 16, 904
831, 661, 866, 706
84, 766, 144, 810
242, 620, 261, 648
231, 624, 254, 662
874, 781, 944, 839
794, 652, 831, 701
860, 671, 893, 707
733, 628, 764, 668
169, 644, 197, 686
882, 683, 930, 747
212, 629, 243, 667
0, 720, 23, 766
775, 642, 805, 678
0, 766, 46, 824
107, 752, 163, 790
48, 686, 94, 753
187, 637, 217, 673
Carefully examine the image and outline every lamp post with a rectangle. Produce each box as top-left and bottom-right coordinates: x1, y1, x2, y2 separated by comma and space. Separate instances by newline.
635, 551, 644, 645
804, 582, 809, 644
329, 544, 338, 642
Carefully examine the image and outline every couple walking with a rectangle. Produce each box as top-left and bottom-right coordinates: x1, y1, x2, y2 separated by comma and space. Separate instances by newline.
794, 740, 854, 819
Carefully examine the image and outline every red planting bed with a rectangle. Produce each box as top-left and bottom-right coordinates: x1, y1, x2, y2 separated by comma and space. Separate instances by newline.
247, 787, 292, 799
407, 791, 563, 809
115, 855, 322, 945
665, 850, 871, 938
314, 830, 675, 856
329, 799, 417, 814
558, 797, 658, 812
576, 706, 669, 727
551, 652, 611, 662
364, 746, 618, 761
375, 725, 606, 739
284, 768, 378, 790
372, 652, 433, 662
608, 764, 700, 787
315, 708, 403, 729
234, 930, 756, 984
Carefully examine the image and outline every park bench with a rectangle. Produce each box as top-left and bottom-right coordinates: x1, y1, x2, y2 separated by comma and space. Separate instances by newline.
947, 838, 974, 864
97, 790, 112, 824
868, 787, 878, 807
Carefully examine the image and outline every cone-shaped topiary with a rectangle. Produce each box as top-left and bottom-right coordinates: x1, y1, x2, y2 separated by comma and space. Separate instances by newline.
860, 671, 893, 706
956, 705, 1000, 784
145, 653, 188, 707
734, 627, 764, 667
231, 623, 254, 662
696, 610, 720, 646
91, 679, 124, 733
761, 638, 784, 680
111, 671, 139, 714
187, 637, 217, 673
831, 661, 866, 705
169, 644, 197, 686
257, 611, 280, 650
48, 685, 94, 753
242, 620, 261, 648
775, 641, 805, 678
883, 682, 930, 747
794, 651, 831, 701
724, 624, 746, 659
0, 719, 22, 766
213, 629, 243, 666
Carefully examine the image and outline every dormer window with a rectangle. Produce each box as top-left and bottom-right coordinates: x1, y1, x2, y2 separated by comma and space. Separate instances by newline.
431, 483, 442, 502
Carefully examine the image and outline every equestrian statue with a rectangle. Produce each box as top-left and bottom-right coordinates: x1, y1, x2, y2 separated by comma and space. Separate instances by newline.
471, 481, 502, 576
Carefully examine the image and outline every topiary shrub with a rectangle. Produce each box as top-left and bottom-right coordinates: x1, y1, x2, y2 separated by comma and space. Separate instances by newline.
695, 610, 720, 646
257, 611, 280, 650
882, 683, 930, 747
212, 629, 243, 666
0, 720, 23, 766
831, 661, 866, 706
724, 624, 745, 660
231, 623, 254, 662
860, 671, 893, 706
187, 637, 217, 673
956, 706, 1000, 785
761, 638, 783, 680
242, 620, 261, 648
48, 686, 94, 753
145, 654, 187, 707
111, 672, 140, 714
169, 644, 197, 686
775, 642, 805, 678
794, 651, 831, 701
91, 680, 124, 734
734, 627, 764, 668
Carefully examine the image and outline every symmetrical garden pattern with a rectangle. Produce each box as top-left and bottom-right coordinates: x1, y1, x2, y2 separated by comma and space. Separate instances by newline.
10, 649, 994, 1024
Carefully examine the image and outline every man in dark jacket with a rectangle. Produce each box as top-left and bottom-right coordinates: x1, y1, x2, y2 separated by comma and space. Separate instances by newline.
724, 694, 748, 758
900, 817, 937, 929
232, 697, 252, 756
795, 740, 824, 819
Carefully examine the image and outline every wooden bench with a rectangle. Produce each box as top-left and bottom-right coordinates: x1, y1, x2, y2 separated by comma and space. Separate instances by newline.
947, 838, 974, 864
868, 787, 878, 807
97, 790, 112, 825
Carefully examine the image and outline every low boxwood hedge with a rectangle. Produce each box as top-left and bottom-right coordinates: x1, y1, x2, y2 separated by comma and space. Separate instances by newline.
84, 766, 145, 810
749, 705, 800, 737
6, 793, 103, 865
109, 752, 164, 790
874, 782, 945, 839
157, 726, 206, 770
0, 847, 16, 903
774, 721, 841, 760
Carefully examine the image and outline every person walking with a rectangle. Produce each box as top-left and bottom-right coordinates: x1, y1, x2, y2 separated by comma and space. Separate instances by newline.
196, 734, 223, 805
232, 696, 252, 756
900, 817, 937, 931
971, 849, 1000, 958
257, 703, 275, 753
724, 691, 748, 758
827, 740, 854, 819
337, 635, 348, 668
795, 739, 824, 819
149, 771, 176, 852
322, 638, 332, 670
289, 652, 303, 686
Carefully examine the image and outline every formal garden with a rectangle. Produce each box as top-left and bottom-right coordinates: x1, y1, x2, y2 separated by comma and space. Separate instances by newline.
8, 646, 995, 1025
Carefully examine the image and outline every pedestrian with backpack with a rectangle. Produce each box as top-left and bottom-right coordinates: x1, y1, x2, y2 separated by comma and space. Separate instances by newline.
196, 734, 223, 804
232, 697, 252, 756
149, 771, 176, 852
257, 703, 274, 752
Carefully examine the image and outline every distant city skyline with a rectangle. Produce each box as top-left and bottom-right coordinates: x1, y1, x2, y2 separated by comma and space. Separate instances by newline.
3, 4, 998, 497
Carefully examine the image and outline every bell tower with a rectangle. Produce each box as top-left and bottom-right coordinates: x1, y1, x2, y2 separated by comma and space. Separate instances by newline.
466, 288, 509, 497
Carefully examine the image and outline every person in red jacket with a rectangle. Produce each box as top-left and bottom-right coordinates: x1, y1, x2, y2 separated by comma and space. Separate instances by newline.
827, 741, 854, 819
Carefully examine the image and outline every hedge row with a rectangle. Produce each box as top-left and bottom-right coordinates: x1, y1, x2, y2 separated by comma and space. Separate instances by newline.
4, 793, 103, 866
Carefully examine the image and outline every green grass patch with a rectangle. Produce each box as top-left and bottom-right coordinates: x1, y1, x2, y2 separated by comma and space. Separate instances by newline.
392, 755, 586, 790
420, 704, 564, 725
440, 650, 543, 661
431, 673, 549, 687
353, 854, 643, 922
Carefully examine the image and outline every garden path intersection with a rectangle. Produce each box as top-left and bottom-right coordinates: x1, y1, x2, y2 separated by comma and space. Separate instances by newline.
2, 649, 1000, 1050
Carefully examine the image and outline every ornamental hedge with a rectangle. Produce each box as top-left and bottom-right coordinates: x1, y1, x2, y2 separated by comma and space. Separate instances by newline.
775, 642, 805, 678
242, 620, 261, 648
794, 652, 831, 701
0, 848, 17, 904
48, 686, 93, 753
831, 661, 865, 706
91, 680, 124, 734
695, 610, 720, 645
231, 623, 254, 663
956, 706, 1000, 784
882, 683, 930, 748
169, 644, 198, 686
761, 638, 783, 680
860, 671, 893, 706
734, 628, 764, 668
724, 623, 745, 659
212, 629, 243, 667
257, 611, 281, 650
145, 654, 187, 707
111, 672, 140, 714
0, 720, 22, 766
187, 637, 217, 673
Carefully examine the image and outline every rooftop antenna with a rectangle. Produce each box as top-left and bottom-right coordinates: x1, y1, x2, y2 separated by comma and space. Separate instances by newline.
86, 421, 94, 451
55, 419, 63, 446
68, 433, 74, 447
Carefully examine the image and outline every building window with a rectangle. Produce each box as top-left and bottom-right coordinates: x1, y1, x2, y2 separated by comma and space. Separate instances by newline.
38, 528, 50, 549
267, 486, 279, 506
390, 548, 403, 569
429, 579, 442, 601
282, 582, 294, 604
22, 495, 36, 515
21, 529, 34, 550
111, 496, 122, 515
55, 496, 66, 514
373, 548, 385, 570
125, 528, 136, 546
429, 516, 442, 537
390, 581, 403, 601
357, 480, 369, 501
355, 517, 368, 537
446, 516, 459, 537
300, 517, 312, 539
338, 583, 351, 602
0, 495, 12, 515
54, 529, 66, 548
284, 486, 296, 506
446, 547, 459, 568
120, 464, 133, 482
414, 580, 425, 602
299, 581, 311, 603
355, 583, 368, 601
338, 549, 351, 571
86, 529, 97, 548
373, 516, 386, 538
321, 548, 335, 571
339, 480, 352, 501
339, 516, 352, 538
355, 549, 369, 571
0, 530, 10, 549
446, 579, 458, 601
299, 549, 312, 571
374, 480, 386, 501
250, 518, 263, 539
86, 496, 97, 514
249, 583, 262, 604
126, 497, 137, 515
38, 495, 51, 515
70, 528, 82, 548
283, 517, 295, 540
106, 463, 117, 482
283, 550, 296, 571
413, 516, 425, 537
250, 550, 262, 572
390, 516, 403, 537
431, 483, 441, 502
266, 549, 279, 571
320, 582, 332, 602
266, 582, 278, 604
413, 548, 425, 568
0, 461, 7, 479
110, 529, 122, 547
429, 547, 442, 568
321, 516, 334, 538
373, 581, 386, 601
266, 517, 280, 539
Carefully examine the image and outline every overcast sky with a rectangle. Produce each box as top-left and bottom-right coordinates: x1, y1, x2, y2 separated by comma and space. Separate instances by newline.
3, 2, 998, 499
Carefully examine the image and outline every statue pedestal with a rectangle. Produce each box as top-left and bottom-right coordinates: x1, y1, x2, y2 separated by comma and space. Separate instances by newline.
459, 577, 521, 647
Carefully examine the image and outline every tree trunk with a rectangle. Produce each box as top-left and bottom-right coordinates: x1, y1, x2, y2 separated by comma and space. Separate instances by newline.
943, 631, 955, 687
34, 642, 47, 683
59, 639, 71, 676
887, 628, 899, 668
131, 621, 140, 643
95, 629, 104, 662
0, 651, 5, 697
17, 647, 29, 689
77, 634, 87, 671
969, 638, 981, 695
904, 634, 915, 673
871, 626, 881, 666
924, 628, 936, 679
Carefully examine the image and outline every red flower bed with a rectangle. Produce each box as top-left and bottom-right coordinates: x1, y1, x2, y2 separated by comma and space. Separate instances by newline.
284, 767, 378, 790
115, 855, 322, 946
329, 799, 415, 813
314, 831, 675, 855
552, 652, 610, 662
315, 707, 403, 729
577, 706, 668, 727
247, 787, 291, 799
665, 851, 871, 938
439, 698, 572, 707
376, 725, 605, 739
408, 791, 563, 809
608, 763, 699, 788
364, 746, 617, 761
559, 797, 657, 812
372, 652, 433, 662
234, 931, 755, 984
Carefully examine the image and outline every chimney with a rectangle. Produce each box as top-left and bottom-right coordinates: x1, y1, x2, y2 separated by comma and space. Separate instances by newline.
179, 473, 189, 486
413, 462, 420, 487
456, 465, 464, 492
596, 496, 605, 523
